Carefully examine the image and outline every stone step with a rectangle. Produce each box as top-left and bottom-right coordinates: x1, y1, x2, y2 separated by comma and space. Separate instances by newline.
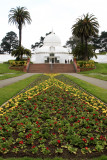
28, 64, 76, 73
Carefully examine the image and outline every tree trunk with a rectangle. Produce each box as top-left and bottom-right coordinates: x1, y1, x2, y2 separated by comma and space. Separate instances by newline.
19, 24, 22, 47
85, 38, 88, 60
19, 24, 23, 60
81, 34, 84, 45
81, 35, 85, 60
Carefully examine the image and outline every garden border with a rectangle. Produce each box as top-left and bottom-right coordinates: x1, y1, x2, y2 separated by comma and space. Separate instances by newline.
0, 74, 50, 108
55, 74, 107, 106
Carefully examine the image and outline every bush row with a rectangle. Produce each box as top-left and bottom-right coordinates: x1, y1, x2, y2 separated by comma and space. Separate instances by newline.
77, 60, 95, 68
9, 60, 27, 66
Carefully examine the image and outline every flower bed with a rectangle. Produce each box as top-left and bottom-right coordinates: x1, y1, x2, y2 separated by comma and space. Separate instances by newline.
77, 60, 95, 72
0, 74, 107, 159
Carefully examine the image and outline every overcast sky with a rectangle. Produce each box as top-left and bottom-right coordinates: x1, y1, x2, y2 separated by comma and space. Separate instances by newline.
0, 0, 107, 50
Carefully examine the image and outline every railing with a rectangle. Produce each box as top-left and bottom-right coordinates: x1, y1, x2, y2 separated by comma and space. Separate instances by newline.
73, 58, 80, 73
23, 58, 30, 72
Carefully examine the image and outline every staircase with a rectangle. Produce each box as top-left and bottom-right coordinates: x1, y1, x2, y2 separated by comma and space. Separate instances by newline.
28, 64, 76, 73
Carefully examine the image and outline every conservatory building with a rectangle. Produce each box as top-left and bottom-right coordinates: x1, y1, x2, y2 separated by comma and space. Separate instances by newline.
33, 31, 73, 64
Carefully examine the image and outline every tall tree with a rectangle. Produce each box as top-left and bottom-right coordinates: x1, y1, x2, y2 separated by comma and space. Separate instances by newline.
82, 13, 99, 60
99, 31, 107, 52
8, 6, 32, 47
66, 36, 80, 53
1, 31, 18, 54
72, 18, 84, 45
72, 13, 99, 60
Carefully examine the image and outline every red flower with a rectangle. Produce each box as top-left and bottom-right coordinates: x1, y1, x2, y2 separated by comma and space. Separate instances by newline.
36, 121, 39, 124
52, 133, 56, 135
19, 141, 23, 144
46, 147, 49, 150
90, 137, 94, 141
2, 138, 5, 141
32, 145, 36, 148
36, 131, 39, 133
0, 127, 2, 129
85, 147, 88, 150
57, 140, 61, 143
26, 133, 32, 139
86, 126, 90, 129
2, 148, 5, 151
86, 118, 89, 121
14, 146, 17, 148
82, 138, 87, 143
81, 117, 85, 119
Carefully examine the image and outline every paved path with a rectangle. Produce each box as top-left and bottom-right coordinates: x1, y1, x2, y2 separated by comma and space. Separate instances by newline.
0, 73, 107, 89
65, 73, 107, 89
0, 73, 40, 88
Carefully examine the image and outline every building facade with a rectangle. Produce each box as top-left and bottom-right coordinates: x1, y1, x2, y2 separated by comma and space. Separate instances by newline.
33, 31, 73, 64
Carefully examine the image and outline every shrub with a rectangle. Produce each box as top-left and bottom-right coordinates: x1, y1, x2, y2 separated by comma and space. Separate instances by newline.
9, 60, 27, 66
77, 60, 95, 68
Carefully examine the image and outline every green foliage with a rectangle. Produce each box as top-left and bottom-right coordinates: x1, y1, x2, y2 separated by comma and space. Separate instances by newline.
9, 60, 27, 66
63, 74, 107, 103
72, 13, 99, 60
11, 46, 31, 60
0, 74, 42, 106
8, 6, 32, 47
99, 31, 107, 52
1, 31, 18, 54
77, 60, 95, 68
72, 43, 97, 60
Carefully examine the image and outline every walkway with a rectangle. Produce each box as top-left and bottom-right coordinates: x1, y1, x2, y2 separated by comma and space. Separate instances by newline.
65, 73, 107, 89
0, 73, 40, 88
0, 73, 107, 89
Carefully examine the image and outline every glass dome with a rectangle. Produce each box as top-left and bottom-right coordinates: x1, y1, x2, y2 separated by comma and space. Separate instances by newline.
44, 32, 61, 46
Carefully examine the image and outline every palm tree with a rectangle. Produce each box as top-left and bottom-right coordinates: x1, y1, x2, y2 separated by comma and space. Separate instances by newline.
8, 6, 32, 47
82, 13, 99, 60
72, 18, 84, 45
72, 13, 99, 60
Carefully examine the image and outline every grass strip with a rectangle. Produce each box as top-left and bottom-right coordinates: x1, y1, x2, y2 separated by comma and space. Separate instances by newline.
0, 155, 107, 160
0, 63, 24, 74
79, 63, 107, 81
0, 63, 25, 80
80, 74, 107, 81
63, 74, 107, 104
0, 73, 25, 80
79, 63, 107, 75
0, 74, 41, 106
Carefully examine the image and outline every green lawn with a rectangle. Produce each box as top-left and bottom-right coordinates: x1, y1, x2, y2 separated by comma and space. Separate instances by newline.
0, 155, 107, 160
62, 74, 107, 104
0, 63, 24, 80
0, 74, 42, 106
79, 63, 107, 81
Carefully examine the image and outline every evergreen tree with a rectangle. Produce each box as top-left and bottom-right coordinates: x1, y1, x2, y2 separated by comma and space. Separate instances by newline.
1, 31, 18, 54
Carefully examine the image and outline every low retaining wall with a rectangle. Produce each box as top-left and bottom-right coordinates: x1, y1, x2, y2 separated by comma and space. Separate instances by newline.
80, 68, 95, 72
9, 66, 24, 71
